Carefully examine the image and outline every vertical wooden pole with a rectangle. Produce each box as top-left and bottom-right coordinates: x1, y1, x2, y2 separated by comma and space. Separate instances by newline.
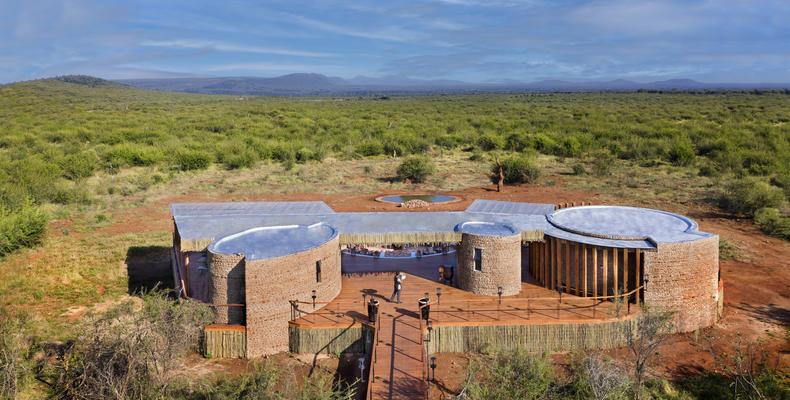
592, 247, 598, 297
623, 248, 629, 300
635, 249, 641, 304
554, 238, 561, 291
563, 241, 571, 293
601, 247, 609, 296
582, 244, 588, 297
613, 247, 619, 296
577, 243, 583, 296
544, 240, 549, 289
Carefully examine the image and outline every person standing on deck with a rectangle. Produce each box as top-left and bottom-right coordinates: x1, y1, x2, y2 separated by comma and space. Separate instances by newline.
389, 271, 405, 303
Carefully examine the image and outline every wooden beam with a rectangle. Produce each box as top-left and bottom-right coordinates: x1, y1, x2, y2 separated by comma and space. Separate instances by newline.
635, 249, 641, 304
623, 248, 629, 300
555, 238, 561, 291
582, 244, 588, 297
601, 247, 609, 296
592, 246, 598, 297
613, 247, 619, 295
565, 240, 571, 294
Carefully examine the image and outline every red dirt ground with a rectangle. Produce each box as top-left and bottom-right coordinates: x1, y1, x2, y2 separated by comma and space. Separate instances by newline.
91, 182, 789, 391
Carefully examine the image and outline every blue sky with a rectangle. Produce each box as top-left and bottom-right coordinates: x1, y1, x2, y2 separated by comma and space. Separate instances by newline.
1, 0, 789, 84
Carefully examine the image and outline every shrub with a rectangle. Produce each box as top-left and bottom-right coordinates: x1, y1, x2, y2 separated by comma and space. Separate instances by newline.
530, 134, 557, 154
572, 163, 587, 175
0, 199, 47, 257
754, 208, 790, 239
0, 306, 30, 400
354, 141, 384, 156
719, 178, 784, 216
592, 152, 615, 177
397, 156, 435, 183
465, 349, 557, 399
104, 144, 161, 167
557, 137, 582, 157
668, 140, 696, 166
295, 147, 316, 163
223, 149, 257, 169
477, 135, 503, 151
46, 290, 212, 399
492, 156, 541, 184
504, 133, 529, 152
175, 150, 212, 171
60, 151, 98, 180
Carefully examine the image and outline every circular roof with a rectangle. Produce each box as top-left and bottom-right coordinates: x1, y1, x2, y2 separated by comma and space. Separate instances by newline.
455, 221, 519, 237
547, 206, 697, 241
209, 223, 337, 260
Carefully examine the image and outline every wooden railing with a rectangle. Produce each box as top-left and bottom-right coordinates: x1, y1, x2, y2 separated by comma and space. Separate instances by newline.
421, 286, 643, 325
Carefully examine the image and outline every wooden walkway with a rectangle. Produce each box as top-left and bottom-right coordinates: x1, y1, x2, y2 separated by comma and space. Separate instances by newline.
290, 261, 641, 400
370, 299, 426, 400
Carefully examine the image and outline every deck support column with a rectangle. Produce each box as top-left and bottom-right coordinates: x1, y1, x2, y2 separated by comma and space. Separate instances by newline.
602, 248, 609, 297
582, 244, 588, 297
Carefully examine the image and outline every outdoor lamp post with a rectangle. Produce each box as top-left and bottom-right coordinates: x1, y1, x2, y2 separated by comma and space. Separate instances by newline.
358, 357, 366, 383
430, 357, 437, 381
362, 292, 367, 305
436, 287, 441, 305
425, 321, 433, 382
556, 285, 564, 319
497, 286, 503, 305
312, 290, 317, 308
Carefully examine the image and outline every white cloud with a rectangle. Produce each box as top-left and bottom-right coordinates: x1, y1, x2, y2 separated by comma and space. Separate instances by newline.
141, 40, 335, 57
289, 15, 418, 42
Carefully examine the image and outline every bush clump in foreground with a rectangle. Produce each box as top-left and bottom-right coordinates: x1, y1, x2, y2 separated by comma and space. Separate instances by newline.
719, 178, 784, 216
43, 290, 213, 400
0, 199, 47, 257
490, 156, 541, 185
397, 156, 435, 183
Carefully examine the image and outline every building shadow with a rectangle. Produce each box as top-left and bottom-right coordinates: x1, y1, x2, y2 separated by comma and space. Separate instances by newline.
731, 302, 790, 325
125, 245, 174, 295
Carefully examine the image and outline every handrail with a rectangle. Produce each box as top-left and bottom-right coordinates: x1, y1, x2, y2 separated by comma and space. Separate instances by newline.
417, 285, 643, 324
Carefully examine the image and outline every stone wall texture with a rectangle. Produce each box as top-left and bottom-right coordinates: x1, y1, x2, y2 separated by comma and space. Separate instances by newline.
642, 235, 719, 332
207, 251, 246, 324
457, 232, 521, 296
245, 236, 341, 357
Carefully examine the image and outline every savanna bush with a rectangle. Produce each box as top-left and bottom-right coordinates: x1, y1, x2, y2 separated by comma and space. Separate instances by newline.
466, 349, 557, 400
477, 134, 503, 151
668, 140, 696, 166
754, 208, 790, 239
175, 150, 212, 171
60, 151, 98, 180
592, 152, 615, 177
719, 178, 784, 215
0, 199, 47, 257
355, 140, 384, 156
104, 144, 161, 167
397, 156, 435, 183
492, 156, 541, 184
46, 290, 213, 400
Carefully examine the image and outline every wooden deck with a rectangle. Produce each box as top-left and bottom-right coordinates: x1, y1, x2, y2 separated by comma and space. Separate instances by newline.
290, 271, 640, 400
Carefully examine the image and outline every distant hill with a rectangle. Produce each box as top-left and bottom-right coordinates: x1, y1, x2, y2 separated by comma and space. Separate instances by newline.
48, 75, 130, 88
116, 74, 790, 95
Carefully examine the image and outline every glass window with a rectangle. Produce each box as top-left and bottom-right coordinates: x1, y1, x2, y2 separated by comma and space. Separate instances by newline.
474, 248, 482, 271
316, 260, 322, 283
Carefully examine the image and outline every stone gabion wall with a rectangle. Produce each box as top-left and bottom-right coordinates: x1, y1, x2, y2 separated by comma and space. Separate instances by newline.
642, 235, 719, 332
457, 232, 522, 296
245, 236, 341, 357
207, 251, 246, 324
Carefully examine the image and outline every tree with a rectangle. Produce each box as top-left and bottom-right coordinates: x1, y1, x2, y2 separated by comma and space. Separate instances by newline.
628, 307, 674, 400
397, 156, 435, 183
